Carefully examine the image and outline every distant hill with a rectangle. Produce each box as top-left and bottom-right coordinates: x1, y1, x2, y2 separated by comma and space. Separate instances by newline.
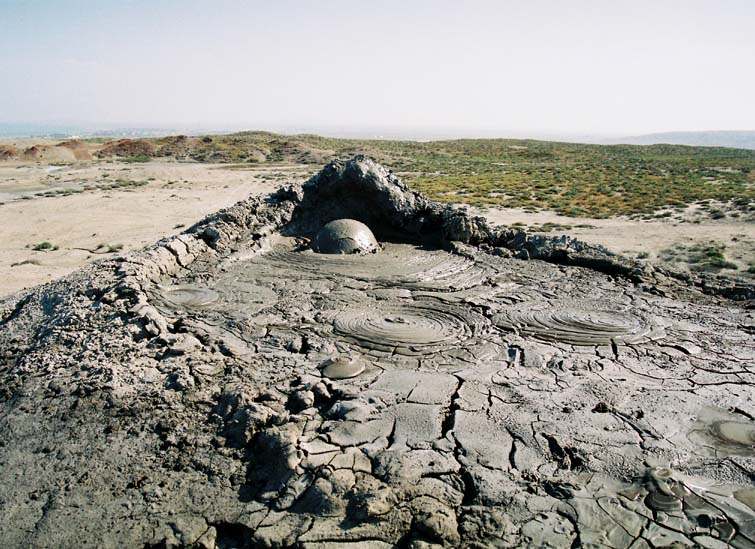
612, 131, 755, 150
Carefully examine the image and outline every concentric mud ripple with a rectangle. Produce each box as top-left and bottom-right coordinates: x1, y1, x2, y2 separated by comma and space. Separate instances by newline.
155, 280, 277, 318
157, 285, 220, 308
332, 303, 487, 355
493, 300, 666, 345
710, 420, 755, 449
257, 242, 491, 290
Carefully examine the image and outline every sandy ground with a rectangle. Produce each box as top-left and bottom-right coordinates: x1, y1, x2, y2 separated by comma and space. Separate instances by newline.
0, 161, 314, 298
473, 206, 755, 271
1, 158, 753, 299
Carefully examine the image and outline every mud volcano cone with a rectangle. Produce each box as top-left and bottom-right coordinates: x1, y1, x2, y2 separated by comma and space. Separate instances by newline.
0, 156, 753, 548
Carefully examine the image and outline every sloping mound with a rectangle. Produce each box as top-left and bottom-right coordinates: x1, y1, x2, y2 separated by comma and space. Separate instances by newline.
56, 139, 93, 160
21, 144, 77, 162
97, 138, 155, 158
0, 158, 753, 548
0, 145, 17, 160
153, 134, 335, 164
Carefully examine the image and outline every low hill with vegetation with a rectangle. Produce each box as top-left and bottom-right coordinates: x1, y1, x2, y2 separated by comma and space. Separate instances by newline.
614, 130, 755, 150
149, 132, 755, 219
11, 131, 755, 219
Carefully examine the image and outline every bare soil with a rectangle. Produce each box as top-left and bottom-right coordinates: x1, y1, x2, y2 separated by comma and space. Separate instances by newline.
0, 159, 314, 297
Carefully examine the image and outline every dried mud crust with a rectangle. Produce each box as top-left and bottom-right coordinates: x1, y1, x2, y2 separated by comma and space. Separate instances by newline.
0, 157, 753, 548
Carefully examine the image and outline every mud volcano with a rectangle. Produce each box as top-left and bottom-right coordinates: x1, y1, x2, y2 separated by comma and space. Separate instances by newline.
312, 219, 379, 254
1, 157, 754, 548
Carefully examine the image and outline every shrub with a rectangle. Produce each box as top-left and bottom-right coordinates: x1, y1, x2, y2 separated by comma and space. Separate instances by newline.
32, 241, 59, 251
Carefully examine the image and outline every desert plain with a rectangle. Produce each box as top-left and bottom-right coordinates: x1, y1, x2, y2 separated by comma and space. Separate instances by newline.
1, 133, 753, 298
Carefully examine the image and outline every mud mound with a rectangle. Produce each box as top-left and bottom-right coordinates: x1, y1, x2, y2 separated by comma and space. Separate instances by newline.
21, 144, 77, 162
0, 145, 17, 160
56, 139, 93, 160
0, 157, 753, 548
97, 138, 155, 158
155, 135, 205, 160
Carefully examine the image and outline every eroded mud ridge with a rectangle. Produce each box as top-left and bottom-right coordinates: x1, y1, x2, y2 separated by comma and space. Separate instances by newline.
0, 157, 754, 548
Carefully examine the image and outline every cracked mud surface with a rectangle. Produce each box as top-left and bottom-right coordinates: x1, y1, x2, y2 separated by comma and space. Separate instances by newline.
0, 157, 754, 548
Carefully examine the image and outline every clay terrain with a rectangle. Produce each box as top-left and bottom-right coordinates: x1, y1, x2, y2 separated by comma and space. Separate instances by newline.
0, 142, 754, 548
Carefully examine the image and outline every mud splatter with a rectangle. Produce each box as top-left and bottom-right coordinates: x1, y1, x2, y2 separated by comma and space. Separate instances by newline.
320, 355, 366, 379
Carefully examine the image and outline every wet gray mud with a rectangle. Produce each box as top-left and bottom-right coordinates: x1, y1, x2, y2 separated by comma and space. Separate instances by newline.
0, 157, 754, 548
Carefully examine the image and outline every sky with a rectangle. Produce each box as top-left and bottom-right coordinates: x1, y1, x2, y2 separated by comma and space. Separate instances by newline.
1, 0, 754, 138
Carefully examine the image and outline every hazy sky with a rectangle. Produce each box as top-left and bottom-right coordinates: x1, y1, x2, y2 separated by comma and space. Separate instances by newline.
1, 0, 754, 136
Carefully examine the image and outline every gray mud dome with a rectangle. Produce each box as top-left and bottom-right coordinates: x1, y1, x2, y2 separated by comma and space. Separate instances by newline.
1, 157, 754, 548
312, 219, 379, 254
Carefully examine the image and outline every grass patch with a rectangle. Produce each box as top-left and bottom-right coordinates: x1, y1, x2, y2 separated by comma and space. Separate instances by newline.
121, 155, 151, 163
660, 242, 738, 272
32, 241, 59, 251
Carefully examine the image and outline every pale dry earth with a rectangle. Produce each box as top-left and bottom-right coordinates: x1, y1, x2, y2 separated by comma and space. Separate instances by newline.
1, 156, 753, 299
475, 206, 755, 272
0, 160, 313, 297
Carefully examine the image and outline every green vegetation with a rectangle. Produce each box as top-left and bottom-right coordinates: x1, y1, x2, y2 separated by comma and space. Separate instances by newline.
397, 143, 755, 219
61, 131, 755, 219
132, 131, 755, 219
32, 241, 59, 251
659, 242, 738, 273
97, 178, 149, 191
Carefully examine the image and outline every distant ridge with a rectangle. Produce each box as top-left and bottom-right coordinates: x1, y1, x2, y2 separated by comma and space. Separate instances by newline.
612, 130, 755, 150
